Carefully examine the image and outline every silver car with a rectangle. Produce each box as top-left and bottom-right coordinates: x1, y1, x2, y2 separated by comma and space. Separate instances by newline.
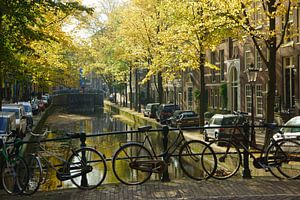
273, 116, 300, 141
2, 104, 27, 138
203, 114, 244, 142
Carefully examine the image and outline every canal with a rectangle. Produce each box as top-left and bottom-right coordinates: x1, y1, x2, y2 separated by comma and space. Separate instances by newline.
38, 107, 185, 191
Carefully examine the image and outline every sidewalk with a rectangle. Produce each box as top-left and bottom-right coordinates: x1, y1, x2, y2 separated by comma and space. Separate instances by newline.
1, 177, 300, 200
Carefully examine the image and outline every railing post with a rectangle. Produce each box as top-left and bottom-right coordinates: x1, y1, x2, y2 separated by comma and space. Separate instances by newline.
79, 132, 88, 186
242, 122, 252, 179
161, 125, 170, 182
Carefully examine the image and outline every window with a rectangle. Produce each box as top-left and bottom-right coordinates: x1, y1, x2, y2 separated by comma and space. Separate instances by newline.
245, 84, 252, 114
282, 11, 294, 44
210, 89, 214, 108
255, 49, 262, 69
219, 50, 225, 81
244, 46, 252, 69
214, 88, 219, 109
283, 57, 295, 108
254, 1, 262, 27
211, 51, 216, 82
256, 85, 263, 116
188, 87, 193, 109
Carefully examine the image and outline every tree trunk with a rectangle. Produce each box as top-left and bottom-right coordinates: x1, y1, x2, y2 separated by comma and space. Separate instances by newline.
158, 72, 163, 103
0, 71, 3, 111
129, 66, 133, 109
264, 1, 276, 146
135, 68, 138, 111
199, 53, 206, 126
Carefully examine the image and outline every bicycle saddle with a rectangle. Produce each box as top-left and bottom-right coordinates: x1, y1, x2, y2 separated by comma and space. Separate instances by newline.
138, 125, 152, 132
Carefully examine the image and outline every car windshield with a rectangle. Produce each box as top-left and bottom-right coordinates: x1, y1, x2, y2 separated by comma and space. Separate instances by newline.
222, 117, 237, 125
2, 108, 20, 119
0, 118, 8, 131
212, 118, 223, 125
283, 118, 300, 133
23, 105, 32, 112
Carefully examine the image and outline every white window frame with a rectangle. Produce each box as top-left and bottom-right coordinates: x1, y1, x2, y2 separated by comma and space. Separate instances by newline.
256, 84, 263, 117
245, 84, 252, 114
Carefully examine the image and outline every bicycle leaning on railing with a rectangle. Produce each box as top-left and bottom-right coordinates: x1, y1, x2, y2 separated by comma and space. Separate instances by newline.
23, 130, 107, 195
112, 125, 217, 185
0, 134, 29, 195
202, 111, 300, 180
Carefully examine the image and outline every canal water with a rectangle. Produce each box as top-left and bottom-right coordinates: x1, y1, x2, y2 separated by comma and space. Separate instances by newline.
40, 107, 185, 191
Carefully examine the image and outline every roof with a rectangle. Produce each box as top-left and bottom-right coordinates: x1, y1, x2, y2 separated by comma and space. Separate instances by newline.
0, 112, 16, 118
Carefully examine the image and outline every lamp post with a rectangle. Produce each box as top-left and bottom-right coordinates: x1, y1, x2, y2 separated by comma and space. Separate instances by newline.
246, 65, 259, 146
242, 64, 259, 179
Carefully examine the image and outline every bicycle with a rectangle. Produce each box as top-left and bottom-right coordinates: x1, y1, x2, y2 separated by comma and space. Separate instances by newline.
202, 111, 300, 180
0, 134, 29, 195
112, 125, 217, 185
24, 130, 107, 195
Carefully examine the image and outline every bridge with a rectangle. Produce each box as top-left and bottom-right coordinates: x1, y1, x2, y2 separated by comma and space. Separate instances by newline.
51, 90, 104, 111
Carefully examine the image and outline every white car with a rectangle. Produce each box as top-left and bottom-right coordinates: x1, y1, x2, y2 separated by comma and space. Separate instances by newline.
203, 114, 246, 142
273, 116, 300, 141
2, 104, 27, 138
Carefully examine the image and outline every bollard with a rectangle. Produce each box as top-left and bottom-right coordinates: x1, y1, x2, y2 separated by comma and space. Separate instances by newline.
242, 122, 252, 179
161, 125, 170, 182
79, 132, 88, 187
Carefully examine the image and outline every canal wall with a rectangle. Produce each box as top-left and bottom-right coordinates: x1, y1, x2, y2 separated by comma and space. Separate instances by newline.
104, 101, 161, 129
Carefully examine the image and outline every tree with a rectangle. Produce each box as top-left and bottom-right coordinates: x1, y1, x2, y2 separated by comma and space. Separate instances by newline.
215, 0, 298, 143
0, 1, 91, 107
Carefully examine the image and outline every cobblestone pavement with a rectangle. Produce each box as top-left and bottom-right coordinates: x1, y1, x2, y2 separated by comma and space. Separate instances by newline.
1, 177, 300, 200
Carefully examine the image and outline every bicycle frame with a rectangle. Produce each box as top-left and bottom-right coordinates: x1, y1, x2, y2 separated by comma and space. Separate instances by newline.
133, 128, 187, 161
35, 140, 78, 174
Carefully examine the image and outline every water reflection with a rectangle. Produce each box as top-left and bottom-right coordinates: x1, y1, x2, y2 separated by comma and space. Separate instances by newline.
42, 108, 184, 190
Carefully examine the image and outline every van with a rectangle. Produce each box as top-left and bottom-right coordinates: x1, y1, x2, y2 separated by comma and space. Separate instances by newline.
2, 104, 27, 137
0, 112, 17, 136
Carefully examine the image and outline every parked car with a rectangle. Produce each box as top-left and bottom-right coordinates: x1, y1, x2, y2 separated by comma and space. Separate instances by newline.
0, 112, 17, 136
1, 104, 27, 138
31, 99, 39, 115
38, 100, 46, 112
168, 110, 194, 127
273, 116, 300, 141
18, 102, 33, 129
173, 111, 200, 128
42, 95, 49, 107
143, 103, 160, 118
203, 114, 246, 142
156, 104, 180, 123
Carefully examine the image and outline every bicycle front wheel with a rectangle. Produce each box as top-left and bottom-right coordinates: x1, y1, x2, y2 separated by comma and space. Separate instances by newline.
68, 147, 107, 190
112, 143, 153, 185
24, 154, 42, 195
179, 140, 217, 180
207, 139, 241, 180
267, 139, 300, 179
1, 155, 29, 195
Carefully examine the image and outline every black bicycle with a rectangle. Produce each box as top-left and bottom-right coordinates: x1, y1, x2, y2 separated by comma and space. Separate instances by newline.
203, 111, 300, 180
112, 125, 217, 185
24, 130, 107, 195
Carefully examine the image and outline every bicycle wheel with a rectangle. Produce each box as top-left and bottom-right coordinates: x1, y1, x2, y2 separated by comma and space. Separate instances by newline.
179, 140, 217, 180
112, 143, 153, 185
267, 139, 300, 179
68, 147, 107, 190
23, 154, 43, 195
1, 155, 29, 195
207, 139, 241, 180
